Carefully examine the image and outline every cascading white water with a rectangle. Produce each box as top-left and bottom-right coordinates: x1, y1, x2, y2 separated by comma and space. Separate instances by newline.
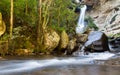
76, 5, 87, 34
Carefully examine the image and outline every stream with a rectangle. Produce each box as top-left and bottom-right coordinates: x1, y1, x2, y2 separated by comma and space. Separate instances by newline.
0, 2, 120, 75
0, 52, 120, 75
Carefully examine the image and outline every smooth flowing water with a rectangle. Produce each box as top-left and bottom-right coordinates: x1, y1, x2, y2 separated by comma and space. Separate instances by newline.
0, 52, 119, 75
76, 5, 87, 34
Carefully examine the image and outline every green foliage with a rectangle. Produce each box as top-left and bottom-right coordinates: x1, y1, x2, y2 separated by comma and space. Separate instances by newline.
49, 0, 77, 33
0, 0, 10, 16
0, 0, 77, 34
86, 16, 99, 30
108, 33, 120, 38
9, 36, 34, 50
49, 25, 65, 33
0, 33, 9, 41
0, 0, 79, 54
0, 0, 37, 27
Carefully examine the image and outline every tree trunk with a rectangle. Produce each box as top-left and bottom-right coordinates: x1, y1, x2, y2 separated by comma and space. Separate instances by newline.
36, 0, 52, 53
25, 0, 28, 14
10, 0, 13, 39
36, 0, 43, 52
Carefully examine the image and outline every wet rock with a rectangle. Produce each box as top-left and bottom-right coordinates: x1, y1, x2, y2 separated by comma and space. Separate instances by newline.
115, 37, 120, 44
109, 37, 120, 52
84, 29, 93, 35
76, 33, 88, 43
109, 39, 116, 46
67, 38, 77, 54
75, 7, 81, 13
84, 31, 109, 52
66, 31, 90, 55
9, 36, 34, 51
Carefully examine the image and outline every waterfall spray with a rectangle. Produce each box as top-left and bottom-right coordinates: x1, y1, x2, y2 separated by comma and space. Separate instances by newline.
76, 5, 87, 34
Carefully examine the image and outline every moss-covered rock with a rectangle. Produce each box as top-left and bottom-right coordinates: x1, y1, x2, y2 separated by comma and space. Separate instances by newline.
0, 41, 8, 56
0, 12, 6, 36
76, 33, 88, 43
8, 36, 35, 54
59, 30, 69, 49
43, 29, 60, 53
53, 30, 69, 54
14, 49, 33, 56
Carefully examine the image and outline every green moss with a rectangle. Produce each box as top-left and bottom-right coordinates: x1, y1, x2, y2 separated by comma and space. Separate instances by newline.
85, 16, 99, 30
48, 25, 65, 34
113, 33, 120, 38
108, 33, 120, 38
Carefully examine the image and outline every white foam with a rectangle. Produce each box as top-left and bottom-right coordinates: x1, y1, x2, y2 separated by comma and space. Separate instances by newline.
85, 52, 115, 60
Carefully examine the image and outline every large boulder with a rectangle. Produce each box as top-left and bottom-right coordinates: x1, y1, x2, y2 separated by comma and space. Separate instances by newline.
54, 30, 69, 54
84, 31, 109, 52
44, 29, 60, 53
59, 30, 69, 49
0, 12, 6, 36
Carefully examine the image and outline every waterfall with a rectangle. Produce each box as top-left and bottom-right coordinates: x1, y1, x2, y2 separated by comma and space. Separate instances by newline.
76, 5, 87, 34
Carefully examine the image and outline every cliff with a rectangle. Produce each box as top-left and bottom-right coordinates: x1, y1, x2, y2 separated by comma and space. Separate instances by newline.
85, 0, 120, 36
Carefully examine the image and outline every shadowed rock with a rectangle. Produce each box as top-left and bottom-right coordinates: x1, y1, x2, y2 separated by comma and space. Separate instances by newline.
109, 37, 120, 52
84, 31, 109, 52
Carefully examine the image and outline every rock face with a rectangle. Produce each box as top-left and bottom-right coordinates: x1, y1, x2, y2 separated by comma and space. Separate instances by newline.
84, 31, 109, 52
44, 29, 60, 52
85, 0, 120, 35
0, 12, 6, 36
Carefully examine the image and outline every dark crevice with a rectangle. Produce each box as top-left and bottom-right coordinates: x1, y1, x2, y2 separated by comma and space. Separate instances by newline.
110, 14, 118, 24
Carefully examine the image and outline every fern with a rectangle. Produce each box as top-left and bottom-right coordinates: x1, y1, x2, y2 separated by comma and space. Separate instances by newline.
86, 16, 99, 30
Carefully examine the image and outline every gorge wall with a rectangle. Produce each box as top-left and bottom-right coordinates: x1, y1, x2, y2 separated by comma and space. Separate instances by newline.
84, 0, 120, 36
